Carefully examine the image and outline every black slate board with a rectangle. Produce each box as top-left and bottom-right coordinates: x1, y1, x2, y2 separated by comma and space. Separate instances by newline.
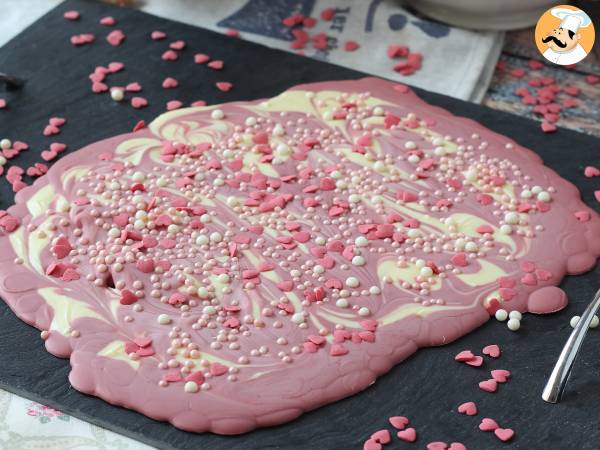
1, 1, 600, 449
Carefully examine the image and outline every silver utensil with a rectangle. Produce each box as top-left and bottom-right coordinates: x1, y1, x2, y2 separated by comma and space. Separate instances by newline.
542, 288, 600, 403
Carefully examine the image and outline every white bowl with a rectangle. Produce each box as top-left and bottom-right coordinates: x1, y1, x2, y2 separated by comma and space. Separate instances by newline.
404, 0, 558, 30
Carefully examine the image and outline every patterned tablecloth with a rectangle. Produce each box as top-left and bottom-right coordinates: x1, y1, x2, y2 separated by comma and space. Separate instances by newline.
0, 2, 598, 450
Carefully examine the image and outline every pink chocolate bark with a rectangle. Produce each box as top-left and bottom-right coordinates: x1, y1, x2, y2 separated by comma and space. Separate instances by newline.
0, 78, 599, 434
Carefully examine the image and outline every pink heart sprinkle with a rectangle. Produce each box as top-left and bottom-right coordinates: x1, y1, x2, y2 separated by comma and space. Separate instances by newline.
100, 16, 116, 26
370, 429, 391, 444
49, 142, 67, 153
494, 428, 515, 442
166, 100, 182, 111
584, 166, 600, 177
454, 350, 475, 362
63, 10, 80, 20
169, 40, 186, 50
491, 369, 511, 383
479, 418, 499, 431
41, 150, 57, 161
595, 190, 600, 203
465, 356, 484, 367
106, 29, 125, 46
131, 97, 148, 109
0, 99, 6, 109
125, 82, 142, 92
448, 443, 467, 450
575, 210, 591, 222
194, 53, 210, 64
426, 443, 447, 450
43, 125, 60, 136
49, 117, 66, 127
396, 427, 417, 442
207, 60, 224, 70
457, 401, 477, 416
91, 82, 109, 94
482, 344, 501, 358
151, 30, 166, 40
162, 50, 178, 61
108, 61, 124, 73
162, 77, 178, 88
216, 81, 233, 92
479, 379, 498, 393
363, 439, 382, 450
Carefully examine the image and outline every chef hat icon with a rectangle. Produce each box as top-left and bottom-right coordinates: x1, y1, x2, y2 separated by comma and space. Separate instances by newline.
551, 7, 592, 33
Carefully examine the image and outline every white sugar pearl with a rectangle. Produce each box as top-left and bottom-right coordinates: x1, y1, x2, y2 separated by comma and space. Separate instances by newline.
133, 219, 145, 230
434, 146, 446, 156
197, 287, 209, 298
336, 298, 349, 308
369, 286, 381, 295
107, 228, 120, 238
404, 141, 416, 150
245, 117, 256, 126
111, 88, 124, 102
202, 305, 216, 315
531, 185, 542, 194
509, 311, 522, 320
355, 236, 368, 247
0, 156, 7, 166
291, 313, 305, 324
157, 314, 171, 325
407, 154, 420, 164
348, 194, 361, 203
520, 189, 532, 199
352, 255, 366, 266
372, 106, 384, 116
276, 143, 291, 156
200, 214, 212, 223
358, 307, 371, 316
184, 381, 199, 393
464, 169, 478, 182
226, 196, 239, 207
312, 265, 324, 275
211, 109, 224, 120
500, 224, 512, 235
132, 171, 145, 182
0, 139, 12, 150
507, 318, 520, 331
415, 259, 426, 268
591, 315, 599, 329
465, 242, 478, 253
209, 232, 222, 243
495, 309, 508, 321
504, 212, 519, 225
167, 224, 180, 234
537, 191, 551, 202
157, 177, 168, 187
570, 316, 580, 328
373, 161, 386, 172
273, 124, 285, 136
196, 235, 209, 245
420, 266, 433, 277
217, 273, 230, 284
345, 277, 359, 288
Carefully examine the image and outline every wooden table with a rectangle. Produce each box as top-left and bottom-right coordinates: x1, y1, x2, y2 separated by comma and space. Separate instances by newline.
484, 29, 600, 137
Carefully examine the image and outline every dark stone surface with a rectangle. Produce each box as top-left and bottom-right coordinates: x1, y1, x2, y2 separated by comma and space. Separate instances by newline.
0, 1, 599, 448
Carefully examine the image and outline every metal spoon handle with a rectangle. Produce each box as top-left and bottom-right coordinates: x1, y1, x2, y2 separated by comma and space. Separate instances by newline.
542, 288, 600, 403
